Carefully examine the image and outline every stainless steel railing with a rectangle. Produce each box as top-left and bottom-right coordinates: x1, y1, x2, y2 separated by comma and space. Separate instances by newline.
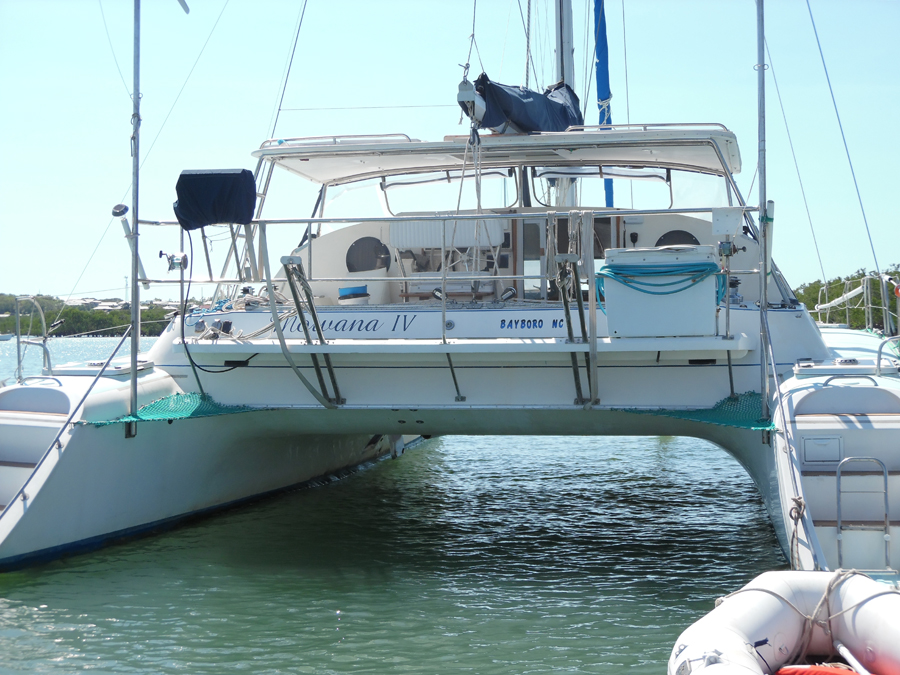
14, 296, 53, 383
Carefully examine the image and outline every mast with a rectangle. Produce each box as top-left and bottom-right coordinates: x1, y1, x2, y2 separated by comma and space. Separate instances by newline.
594, 0, 614, 207
554, 0, 576, 207
126, 0, 189, 438
555, 0, 575, 86
127, 0, 141, 438
757, 0, 770, 420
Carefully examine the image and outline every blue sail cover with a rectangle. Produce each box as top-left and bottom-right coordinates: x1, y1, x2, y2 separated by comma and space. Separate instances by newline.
466, 73, 584, 133
173, 169, 257, 231
594, 0, 614, 207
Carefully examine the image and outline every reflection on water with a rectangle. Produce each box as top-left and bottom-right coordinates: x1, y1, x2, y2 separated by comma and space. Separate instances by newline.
0, 432, 786, 674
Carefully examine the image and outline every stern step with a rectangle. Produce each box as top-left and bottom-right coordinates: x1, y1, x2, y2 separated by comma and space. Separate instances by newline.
0, 461, 37, 507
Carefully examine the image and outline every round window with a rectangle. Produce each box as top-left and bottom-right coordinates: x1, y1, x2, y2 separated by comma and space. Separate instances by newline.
655, 230, 700, 247
346, 237, 391, 273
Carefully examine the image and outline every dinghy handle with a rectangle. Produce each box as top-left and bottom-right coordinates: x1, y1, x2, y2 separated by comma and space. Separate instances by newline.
875, 336, 900, 376
822, 374, 878, 386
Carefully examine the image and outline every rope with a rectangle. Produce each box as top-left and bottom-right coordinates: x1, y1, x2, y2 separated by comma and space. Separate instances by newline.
789, 496, 806, 569
805, 0, 881, 277
765, 39, 828, 300
596, 262, 727, 303
716, 570, 900, 666
597, 98, 611, 126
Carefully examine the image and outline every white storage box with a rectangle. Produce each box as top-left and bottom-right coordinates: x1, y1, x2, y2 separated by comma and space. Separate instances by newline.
601, 246, 720, 338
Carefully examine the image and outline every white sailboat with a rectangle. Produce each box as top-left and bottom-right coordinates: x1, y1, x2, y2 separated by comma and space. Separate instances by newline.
1, 1, 899, 668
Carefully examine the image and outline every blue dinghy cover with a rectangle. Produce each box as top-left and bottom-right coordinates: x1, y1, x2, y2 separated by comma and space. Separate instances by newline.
173, 169, 257, 231
465, 73, 584, 133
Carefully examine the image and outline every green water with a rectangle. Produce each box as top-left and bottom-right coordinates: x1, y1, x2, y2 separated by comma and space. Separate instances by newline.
0, 339, 786, 673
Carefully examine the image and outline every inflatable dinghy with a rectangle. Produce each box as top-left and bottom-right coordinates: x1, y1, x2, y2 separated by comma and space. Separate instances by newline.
668, 571, 900, 675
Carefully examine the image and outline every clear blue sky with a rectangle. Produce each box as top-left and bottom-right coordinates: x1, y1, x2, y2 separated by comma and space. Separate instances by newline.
1, 0, 897, 301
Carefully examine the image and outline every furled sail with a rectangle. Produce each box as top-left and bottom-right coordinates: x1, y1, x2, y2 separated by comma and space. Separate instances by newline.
460, 73, 584, 134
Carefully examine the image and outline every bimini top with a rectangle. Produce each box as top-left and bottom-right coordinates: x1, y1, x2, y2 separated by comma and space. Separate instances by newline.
251, 124, 742, 186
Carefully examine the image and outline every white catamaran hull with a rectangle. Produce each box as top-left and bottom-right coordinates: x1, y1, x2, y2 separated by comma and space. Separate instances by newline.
0, 382, 388, 567
0, 289, 834, 568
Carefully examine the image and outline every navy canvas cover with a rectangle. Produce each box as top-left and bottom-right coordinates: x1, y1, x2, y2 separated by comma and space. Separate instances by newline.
173, 169, 257, 231
464, 74, 584, 134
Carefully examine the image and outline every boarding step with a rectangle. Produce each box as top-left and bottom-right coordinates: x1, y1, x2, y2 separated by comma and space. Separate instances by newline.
0, 461, 37, 507
813, 522, 899, 572
801, 471, 900, 521
0, 411, 66, 464
806, 457, 896, 571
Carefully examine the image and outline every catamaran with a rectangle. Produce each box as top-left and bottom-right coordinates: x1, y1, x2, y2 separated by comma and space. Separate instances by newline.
1, 0, 899, 670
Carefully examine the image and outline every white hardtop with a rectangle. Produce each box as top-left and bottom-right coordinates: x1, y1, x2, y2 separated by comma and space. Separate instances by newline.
251, 124, 742, 186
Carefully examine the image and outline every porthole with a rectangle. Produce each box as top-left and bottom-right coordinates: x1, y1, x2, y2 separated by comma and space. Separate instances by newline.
346, 237, 391, 273
655, 230, 700, 247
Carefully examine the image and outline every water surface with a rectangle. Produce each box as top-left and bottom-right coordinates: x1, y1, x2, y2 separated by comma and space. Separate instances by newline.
0, 338, 786, 673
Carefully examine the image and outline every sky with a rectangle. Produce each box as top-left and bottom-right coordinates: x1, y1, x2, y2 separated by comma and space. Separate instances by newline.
1, 0, 898, 302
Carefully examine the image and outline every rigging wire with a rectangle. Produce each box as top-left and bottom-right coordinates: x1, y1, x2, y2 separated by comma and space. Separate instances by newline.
580, 0, 592, 119
765, 38, 829, 294
270, 0, 309, 139
141, 0, 231, 167
622, 0, 633, 207
747, 165, 759, 205
97, 0, 131, 98
535, 0, 548, 89
53, 206, 125, 323
582, 0, 603, 121
523, 0, 532, 87
805, 0, 881, 275
281, 104, 456, 112
497, 0, 516, 79
55, 1, 230, 322
515, 0, 539, 88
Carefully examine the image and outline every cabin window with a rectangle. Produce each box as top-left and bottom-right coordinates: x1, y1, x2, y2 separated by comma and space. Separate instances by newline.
655, 230, 700, 247
346, 237, 391, 273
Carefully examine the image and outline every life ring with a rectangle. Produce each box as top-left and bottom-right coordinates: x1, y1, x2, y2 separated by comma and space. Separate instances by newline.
777, 666, 853, 675
894, 284, 900, 298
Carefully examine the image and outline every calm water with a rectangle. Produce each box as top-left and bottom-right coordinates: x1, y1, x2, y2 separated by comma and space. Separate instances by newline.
0, 338, 786, 673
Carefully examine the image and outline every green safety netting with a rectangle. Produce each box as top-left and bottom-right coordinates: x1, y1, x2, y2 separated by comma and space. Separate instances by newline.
89, 392, 265, 426
617, 391, 775, 430
89, 391, 774, 430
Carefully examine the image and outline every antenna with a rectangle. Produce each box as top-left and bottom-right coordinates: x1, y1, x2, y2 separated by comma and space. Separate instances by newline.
176, 0, 190, 13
